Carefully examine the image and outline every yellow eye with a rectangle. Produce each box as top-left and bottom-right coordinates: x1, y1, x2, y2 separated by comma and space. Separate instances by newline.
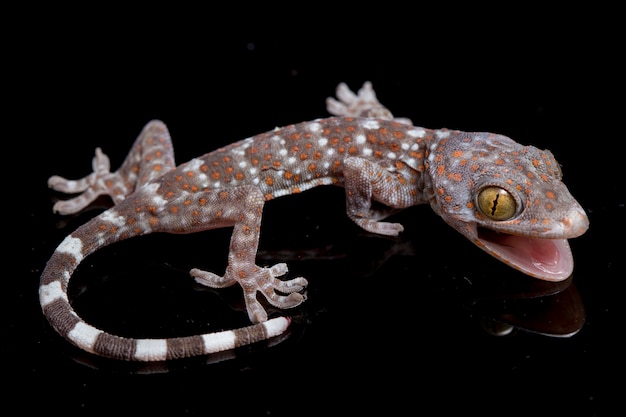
477, 186, 517, 220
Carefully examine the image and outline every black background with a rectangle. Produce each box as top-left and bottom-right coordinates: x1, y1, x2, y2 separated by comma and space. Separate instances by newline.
9, 5, 624, 416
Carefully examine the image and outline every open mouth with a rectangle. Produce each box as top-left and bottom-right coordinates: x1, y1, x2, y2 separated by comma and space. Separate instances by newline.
476, 226, 574, 281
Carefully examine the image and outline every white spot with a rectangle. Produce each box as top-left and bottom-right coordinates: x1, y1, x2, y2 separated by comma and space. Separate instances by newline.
435, 130, 450, 139
355, 134, 366, 144
252, 177, 260, 185
213, 181, 221, 188
39, 280, 67, 307
100, 210, 127, 227
318, 138, 328, 147
326, 148, 335, 157
249, 168, 257, 175
143, 183, 166, 208
387, 152, 397, 159
68, 321, 102, 350
401, 142, 410, 150
323, 161, 331, 169
279, 148, 288, 156
57, 236, 84, 264
408, 128, 426, 138
308, 122, 321, 132
238, 161, 247, 168
272, 188, 291, 198
362, 119, 380, 130
271, 135, 282, 141
135, 339, 168, 361
288, 157, 297, 165
202, 330, 236, 354
185, 158, 204, 171
363, 148, 373, 157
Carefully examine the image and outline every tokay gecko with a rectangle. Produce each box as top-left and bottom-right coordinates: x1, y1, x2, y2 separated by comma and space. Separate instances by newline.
40, 82, 589, 361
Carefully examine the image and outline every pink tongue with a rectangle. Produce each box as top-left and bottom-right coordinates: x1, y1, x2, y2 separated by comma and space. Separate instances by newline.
529, 238, 559, 267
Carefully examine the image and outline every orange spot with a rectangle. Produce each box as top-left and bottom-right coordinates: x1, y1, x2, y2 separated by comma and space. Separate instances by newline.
453, 150, 463, 158
265, 176, 274, 186
437, 165, 445, 176
170, 206, 179, 214
300, 153, 308, 160
467, 202, 474, 209
292, 186, 301, 193
212, 172, 220, 179
546, 191, 555, 199
447, 172, 462, 182
186, 171, 194, 178
308, 163, 316, 172
149, 217, 158, 226
184, 200, 192, 206
235, 172, 244, 181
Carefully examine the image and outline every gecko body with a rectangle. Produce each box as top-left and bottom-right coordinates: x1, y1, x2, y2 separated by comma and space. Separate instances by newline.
40, 82, 589, 361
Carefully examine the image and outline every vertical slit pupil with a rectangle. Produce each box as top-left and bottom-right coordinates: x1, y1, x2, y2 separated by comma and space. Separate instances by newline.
491, 194, 499, 215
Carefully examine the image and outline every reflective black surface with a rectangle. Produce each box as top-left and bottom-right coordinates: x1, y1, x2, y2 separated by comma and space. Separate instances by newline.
12, 8, 623, 416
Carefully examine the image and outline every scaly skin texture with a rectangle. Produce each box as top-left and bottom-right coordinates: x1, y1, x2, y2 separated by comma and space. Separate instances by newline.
40, 82, 588, 361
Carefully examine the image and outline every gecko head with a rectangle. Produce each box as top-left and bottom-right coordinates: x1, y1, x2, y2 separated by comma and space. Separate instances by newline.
426, 131, 589, 281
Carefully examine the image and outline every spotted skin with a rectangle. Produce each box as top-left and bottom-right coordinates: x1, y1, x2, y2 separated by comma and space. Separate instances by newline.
40, 82, 589, 361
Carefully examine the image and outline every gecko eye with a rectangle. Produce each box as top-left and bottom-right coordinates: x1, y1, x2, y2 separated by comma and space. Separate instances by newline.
477, 186, 517, 221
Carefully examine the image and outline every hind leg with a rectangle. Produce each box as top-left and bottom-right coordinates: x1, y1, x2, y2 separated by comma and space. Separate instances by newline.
49, 120, 176, 214
174, 186, 308, 323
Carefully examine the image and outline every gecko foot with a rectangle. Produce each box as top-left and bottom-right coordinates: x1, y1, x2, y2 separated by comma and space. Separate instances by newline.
190, 263, 308, 323
48, 148, 121, 215
326, 81, 412, 124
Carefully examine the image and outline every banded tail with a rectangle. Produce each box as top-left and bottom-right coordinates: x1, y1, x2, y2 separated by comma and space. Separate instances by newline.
39, 209, 289, 361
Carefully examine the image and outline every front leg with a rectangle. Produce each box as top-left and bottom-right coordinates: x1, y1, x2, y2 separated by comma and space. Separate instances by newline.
188, 186, 308, 323
326, 81, 413, 125
343, 157, 422, 236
